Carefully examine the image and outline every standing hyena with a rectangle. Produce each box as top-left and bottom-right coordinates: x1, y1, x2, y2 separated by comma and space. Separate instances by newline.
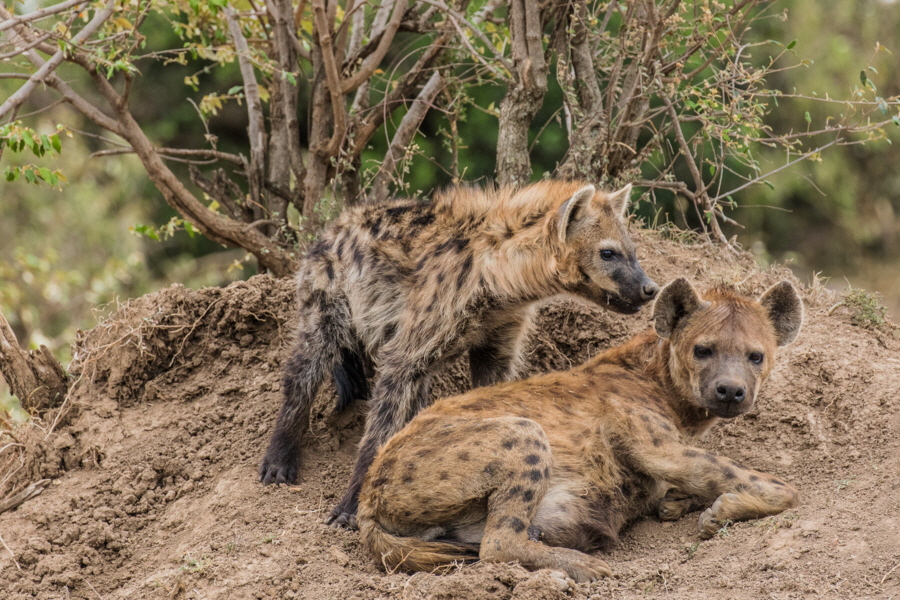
358, 278, 804, 581
259, 180, 660, 526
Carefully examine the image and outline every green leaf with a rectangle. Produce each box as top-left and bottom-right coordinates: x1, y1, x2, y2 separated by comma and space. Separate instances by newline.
283, 72, 297, 86
892, 116, 900, 127
21, 129, 35, 151
708, 164, 717, 177
868, 66, 878, 74
50, 134, 62, 153
5, 168, 18, 182
227, 85, 243, 95
131, 224, 160, 241
860, 71, 867, 86
786, 39, 797, 50
763, 180, 775, 191
24, 169, 36, 184
804, 111, 811, 125
38, 167, 52, 182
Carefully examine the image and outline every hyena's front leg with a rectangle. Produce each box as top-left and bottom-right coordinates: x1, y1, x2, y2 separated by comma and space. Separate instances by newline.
469, 308, 533, 388
639, 443, 800, 539
259, 293, 352, 485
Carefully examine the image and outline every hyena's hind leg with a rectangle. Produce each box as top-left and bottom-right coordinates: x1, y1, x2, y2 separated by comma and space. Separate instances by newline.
332, 340, 374, 412
476, 418, 612, 583
259, 291, 353, 485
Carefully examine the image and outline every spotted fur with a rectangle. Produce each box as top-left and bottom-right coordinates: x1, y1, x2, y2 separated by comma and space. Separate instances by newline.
258, 181, 659, 528
357, 279, 804, 582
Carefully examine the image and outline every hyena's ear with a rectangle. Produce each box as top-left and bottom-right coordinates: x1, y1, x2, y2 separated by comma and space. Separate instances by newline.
759, 281, 803, 346
557, 184, 597, 243
605, 183, 632, 218
654, 278, 705, 339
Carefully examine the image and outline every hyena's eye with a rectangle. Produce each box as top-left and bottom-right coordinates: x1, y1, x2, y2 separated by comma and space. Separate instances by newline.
749, 352, 764, 364
694, 345, 713, 358
600, 249, 616, 261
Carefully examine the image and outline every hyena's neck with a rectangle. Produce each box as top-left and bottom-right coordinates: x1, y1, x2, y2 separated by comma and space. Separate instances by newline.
594, 331, 718, 436
479, 218, 565, 301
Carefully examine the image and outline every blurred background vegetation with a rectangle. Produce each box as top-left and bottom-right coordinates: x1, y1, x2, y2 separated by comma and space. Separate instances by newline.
2, 0, 899, 415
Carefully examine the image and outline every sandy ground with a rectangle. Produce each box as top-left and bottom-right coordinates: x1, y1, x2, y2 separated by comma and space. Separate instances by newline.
2, 231, 900, 600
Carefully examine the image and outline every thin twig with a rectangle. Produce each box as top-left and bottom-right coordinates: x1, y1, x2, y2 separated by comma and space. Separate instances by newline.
0, 530, 20, 570
90, 147, 243, 165
311, 0, 348, 157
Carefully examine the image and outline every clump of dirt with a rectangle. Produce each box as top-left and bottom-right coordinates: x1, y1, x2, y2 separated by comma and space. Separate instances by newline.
2, 231, 900, 600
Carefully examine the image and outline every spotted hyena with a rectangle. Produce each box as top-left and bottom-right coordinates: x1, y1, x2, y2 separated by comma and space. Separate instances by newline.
358, 278, 803, 581
259, 181, 660, 526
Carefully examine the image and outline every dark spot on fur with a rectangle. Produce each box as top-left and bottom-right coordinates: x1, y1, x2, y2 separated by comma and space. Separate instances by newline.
517, 420, 532, 428
439, 472, 449, 481
508, 517, 527, 533
371, 477, 388, 488
325, 262, 334, 280
416, 448, 433, 457
483, 462, 500, 476
522, 489, 535, 503
403, 510, 412, 517
437, 271, 445, 284
411, 213, 435, 228
307, 240, 329, 260
683, 449, 699, 458
722, 467, 736, 480
659, 422, 673, 432
527, 469, 543, 482
458, 451, 470, 461
527, 525, 542, 541
507, 485, 523, 499
639, 414, 651, 423
353, 247, 365, 266
651, 436, 662, 447
502, 439, 517, 450
524, 454, 541, 465
543, 467, 550, 478
456, 254, 473, 289
771, 479, 785, 487
383, 323, 397, 343
736, 483, 748, 492
335, 238, 345, 258
702, 453, 718, 463
749, 475, 760, 482
521, 214, 542, 229
401, 474, 414, 484
386, 205, 413, 219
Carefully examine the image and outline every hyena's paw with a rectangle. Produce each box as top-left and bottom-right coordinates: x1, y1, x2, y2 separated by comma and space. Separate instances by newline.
547, 547, 612, 583
258, 439, 301, 485
657, 490, 695, 521
697, 493, 739, 539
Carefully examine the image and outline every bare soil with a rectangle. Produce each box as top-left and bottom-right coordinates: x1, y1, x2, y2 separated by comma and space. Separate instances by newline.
2, 231, 900, 600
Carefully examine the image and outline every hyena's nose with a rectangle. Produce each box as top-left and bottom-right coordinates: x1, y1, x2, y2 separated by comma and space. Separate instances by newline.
641, 281, 660, 301
715, 382, 746, 404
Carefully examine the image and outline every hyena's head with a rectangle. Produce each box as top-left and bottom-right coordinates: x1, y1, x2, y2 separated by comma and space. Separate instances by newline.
556, 184, 659, 314
654, 278, 803, 419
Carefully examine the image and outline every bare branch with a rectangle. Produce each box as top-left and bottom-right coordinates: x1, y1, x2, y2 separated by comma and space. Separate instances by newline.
0, 0, 86, 33
661, 94, 731, 246
0, 0, 115, 121
225, 8, 267, 219
90, 146, 244, 164
370, 71, 445, 203
311, 0, 348, 158
340, 0, 408, 93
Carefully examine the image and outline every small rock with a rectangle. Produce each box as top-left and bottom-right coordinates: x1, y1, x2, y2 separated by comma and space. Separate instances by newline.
52, 433, 76, 450
329, 546, 350, 566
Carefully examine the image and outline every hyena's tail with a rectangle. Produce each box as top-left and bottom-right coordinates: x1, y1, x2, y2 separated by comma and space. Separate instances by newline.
332, 345, 369, 412
358, 511, 478, 574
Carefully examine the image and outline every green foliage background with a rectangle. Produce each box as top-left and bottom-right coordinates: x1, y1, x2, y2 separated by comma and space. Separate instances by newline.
2, 0, 899, 413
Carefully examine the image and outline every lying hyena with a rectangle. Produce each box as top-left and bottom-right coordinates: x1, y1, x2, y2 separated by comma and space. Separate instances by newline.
358, 278, 803, 581
259, 181, 659, 527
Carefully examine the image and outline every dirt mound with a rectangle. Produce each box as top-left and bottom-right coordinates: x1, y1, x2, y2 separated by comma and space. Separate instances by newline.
2, 232, 900, 600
